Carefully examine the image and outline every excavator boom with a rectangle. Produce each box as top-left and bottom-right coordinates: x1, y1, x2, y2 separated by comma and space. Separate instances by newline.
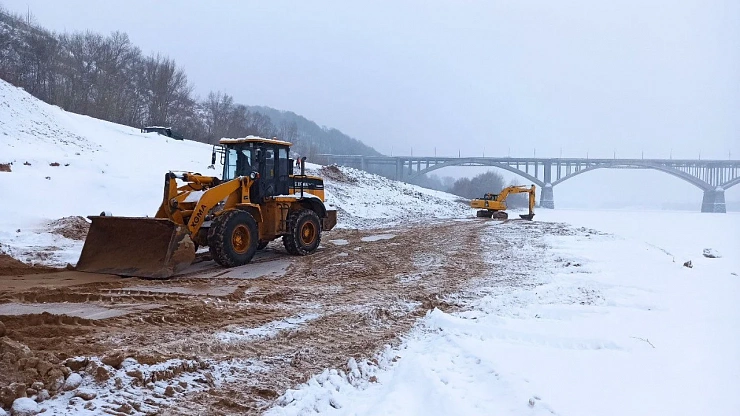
471, 184, 536, 220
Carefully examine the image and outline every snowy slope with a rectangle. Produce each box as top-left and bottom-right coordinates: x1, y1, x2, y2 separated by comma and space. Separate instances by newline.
306, 164, 470, 229
0, 79, 470, 265
0, 79, 216, 221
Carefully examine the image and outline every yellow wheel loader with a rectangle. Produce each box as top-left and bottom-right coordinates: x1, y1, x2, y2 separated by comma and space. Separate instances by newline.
470, 185, 536, 220
76, 137, 337, 279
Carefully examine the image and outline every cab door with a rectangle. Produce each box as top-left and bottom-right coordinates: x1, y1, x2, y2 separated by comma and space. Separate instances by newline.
259, 146, 278, 197
276, 147, 290, 195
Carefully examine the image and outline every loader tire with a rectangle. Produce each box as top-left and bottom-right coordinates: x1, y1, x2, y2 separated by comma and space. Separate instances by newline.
208, 210, 259, 267
283, 209, 322, 255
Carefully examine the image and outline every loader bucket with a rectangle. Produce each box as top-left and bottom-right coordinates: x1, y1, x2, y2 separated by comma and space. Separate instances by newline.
519, 214, 535, 221
76, 216, 195, 279
323, 209, 338, 231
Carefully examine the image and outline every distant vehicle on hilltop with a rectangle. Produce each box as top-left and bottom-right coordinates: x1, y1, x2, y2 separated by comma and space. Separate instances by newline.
141, 126, 185, 141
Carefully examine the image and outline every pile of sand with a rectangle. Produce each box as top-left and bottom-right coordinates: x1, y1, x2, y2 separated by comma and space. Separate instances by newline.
0, 254, 55, 276
46, 216, 90, 241
318, 165, 357, 183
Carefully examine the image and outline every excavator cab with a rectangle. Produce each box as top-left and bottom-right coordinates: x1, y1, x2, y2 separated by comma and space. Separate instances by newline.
483, 193, 498, 201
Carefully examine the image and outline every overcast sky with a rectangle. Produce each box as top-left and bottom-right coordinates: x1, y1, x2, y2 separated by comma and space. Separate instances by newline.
4, 0, 738, 160
3, 0, 739, 205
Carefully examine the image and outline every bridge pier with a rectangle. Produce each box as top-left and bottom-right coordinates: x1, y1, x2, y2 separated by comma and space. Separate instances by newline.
701, 188, 726, 213
540, 183, 555, 209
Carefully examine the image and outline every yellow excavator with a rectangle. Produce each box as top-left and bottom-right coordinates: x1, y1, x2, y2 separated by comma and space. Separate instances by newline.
76, 137, 337, 279
470, 185, 536, 220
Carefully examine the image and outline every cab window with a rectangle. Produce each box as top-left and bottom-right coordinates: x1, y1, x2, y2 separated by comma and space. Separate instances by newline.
265, 148, 275, 178
224, 148, 237, 180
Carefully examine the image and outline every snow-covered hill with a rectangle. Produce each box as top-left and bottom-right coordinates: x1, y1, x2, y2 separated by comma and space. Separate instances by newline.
0, 79, 470, 265
309, 164, 469, 229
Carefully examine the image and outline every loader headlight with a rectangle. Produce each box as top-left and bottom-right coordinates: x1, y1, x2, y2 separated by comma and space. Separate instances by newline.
249, 171, 259, 180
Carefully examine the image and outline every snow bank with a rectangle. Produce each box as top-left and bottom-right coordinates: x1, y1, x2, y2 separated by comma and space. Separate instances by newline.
306, 164, 470, 229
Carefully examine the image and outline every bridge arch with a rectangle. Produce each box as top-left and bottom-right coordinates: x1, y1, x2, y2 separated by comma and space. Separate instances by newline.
723, 176, 740, 190
551, 161, 713, 190
407, 158, 545, 187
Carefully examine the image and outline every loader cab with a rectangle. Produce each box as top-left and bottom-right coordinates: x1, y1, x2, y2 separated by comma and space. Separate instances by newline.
219, 137, 293, 202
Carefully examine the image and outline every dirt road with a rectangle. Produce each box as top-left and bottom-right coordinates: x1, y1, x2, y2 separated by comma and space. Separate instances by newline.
0, 219, 502, 415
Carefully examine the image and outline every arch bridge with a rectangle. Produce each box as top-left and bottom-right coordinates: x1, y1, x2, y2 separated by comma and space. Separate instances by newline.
320, 155, 740, 213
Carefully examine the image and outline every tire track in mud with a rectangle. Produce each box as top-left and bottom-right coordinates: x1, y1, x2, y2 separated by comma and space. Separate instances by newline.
0, 220, 493, 415
166, 220, 492, 415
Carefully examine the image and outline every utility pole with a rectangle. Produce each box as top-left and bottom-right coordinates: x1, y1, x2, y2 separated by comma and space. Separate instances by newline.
533, 148, 536, 158
641, 150, 644, 160
613, 149, 616, 159
434, 147, 436, 157
458, 149, 461, 158
411, 147, 413, 157
483, 146, 485, 157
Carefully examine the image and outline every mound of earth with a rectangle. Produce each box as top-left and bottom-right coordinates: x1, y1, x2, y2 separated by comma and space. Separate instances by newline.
318, 165, 357, 183
46, 216, 90, 240
0, 254, 55, 276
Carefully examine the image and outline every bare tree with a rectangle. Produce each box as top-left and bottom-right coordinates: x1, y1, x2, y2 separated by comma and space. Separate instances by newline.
277, 120, 298, 144
448, 171, 506, 199
203, 91, 234, 143
140, 54, 192, 126
244, 111, 275, 137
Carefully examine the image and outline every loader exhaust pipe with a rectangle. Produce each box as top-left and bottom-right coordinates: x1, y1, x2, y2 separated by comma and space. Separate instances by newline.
300, 156, 307, 198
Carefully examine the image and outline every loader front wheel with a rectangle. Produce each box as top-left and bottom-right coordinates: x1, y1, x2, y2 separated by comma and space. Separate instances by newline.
283, 209, 322, 255
208, 210, 259, 267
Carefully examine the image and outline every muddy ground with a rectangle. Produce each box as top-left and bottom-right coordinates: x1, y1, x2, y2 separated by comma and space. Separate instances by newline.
0, 219, 545, 414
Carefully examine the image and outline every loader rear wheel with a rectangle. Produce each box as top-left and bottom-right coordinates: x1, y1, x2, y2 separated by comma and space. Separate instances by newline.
208, 210, 259, 267
283, 209, 322, 255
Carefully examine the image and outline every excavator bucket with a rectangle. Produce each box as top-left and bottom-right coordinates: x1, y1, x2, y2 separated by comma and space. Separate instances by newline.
519, 214, 535, 220
76, 216, 195, 279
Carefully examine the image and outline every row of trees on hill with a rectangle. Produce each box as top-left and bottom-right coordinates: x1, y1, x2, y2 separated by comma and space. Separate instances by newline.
0, 6, 380, 157
409, 171, 529, 207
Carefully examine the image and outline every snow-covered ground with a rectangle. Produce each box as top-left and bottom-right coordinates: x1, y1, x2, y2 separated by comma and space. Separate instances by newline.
307, 164, 470, 229
268, 211, 740, 416
2, 78, 739, 415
